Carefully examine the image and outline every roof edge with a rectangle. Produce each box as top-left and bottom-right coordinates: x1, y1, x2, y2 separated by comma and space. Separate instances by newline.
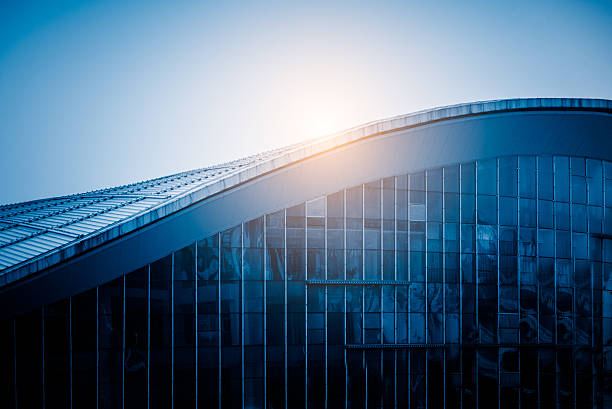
2, 97, 611, 287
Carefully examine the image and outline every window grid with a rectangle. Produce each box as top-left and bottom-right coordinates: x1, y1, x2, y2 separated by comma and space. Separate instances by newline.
3, 155, 612, 409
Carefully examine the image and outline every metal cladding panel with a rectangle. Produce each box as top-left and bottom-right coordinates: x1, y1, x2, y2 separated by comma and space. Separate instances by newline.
87, 214, 122, 224
33, 232, 72, 247
0, 247, 32, 262
58, 225, 94, 236
19, 237, 56, 252
71, 219, 107, 230
0, 251, 23, 265
0, 98, 611, 287
0, 226, 39, 245
5, 243, 43, 259
0, 249, 27, 264
10, 214, 40, 223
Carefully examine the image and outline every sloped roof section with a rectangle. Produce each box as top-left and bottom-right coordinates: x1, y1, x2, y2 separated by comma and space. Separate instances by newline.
1, 97, 611, 286
0, 145, 297, 281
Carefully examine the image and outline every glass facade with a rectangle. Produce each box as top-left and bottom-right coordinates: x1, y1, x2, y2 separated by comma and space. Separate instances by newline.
2, 154, 612, 408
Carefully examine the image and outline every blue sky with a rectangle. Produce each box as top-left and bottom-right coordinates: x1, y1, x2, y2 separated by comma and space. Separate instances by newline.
1, 0, 611, 204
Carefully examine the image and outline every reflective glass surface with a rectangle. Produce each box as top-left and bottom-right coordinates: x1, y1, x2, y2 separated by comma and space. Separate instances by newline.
4, 154, 612, 409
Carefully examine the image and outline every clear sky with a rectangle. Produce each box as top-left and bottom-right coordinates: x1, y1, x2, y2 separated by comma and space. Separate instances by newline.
1, 0, 611, 204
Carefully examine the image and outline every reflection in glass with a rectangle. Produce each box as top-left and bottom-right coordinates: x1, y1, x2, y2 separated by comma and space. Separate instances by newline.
7, 154, 612, 409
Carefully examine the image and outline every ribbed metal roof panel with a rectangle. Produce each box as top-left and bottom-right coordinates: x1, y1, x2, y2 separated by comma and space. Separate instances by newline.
34, 233, 73, 247
1, 246, 35, 262
58, 225, 94, 236
0, 226, 41, 245
0, 254, 22, 268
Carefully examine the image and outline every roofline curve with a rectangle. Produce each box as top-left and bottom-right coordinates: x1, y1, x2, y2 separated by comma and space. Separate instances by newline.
2, 97, 611, 286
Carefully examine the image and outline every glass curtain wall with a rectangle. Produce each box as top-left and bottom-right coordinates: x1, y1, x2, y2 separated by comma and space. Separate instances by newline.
3, 154, 612, 409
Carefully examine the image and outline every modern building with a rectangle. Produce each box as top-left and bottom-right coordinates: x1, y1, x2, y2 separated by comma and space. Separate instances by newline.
1, 98, 612, 409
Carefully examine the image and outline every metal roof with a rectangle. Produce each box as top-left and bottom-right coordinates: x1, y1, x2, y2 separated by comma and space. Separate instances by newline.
1, 97, 611, 287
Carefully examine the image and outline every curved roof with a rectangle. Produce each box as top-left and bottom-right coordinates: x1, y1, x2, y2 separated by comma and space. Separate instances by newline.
1, 97, 611, 286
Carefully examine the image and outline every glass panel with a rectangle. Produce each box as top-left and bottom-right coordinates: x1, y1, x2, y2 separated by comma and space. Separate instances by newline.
150, 255, 172, 409
244, 249, 264, 282
538, 155, 554, 200
244, 342, 264, 409
382, 286, 394, 344
382, 350, 395, 409
519, 198, 536, 227
15, 309, 43, 408
308, 286, 325, 408
221, 225, 242, 280
0, 319, 15, 408
347, 286, 363, 344
397, 175, 409, 281
364, 286, 381, 343
445, 192, 460, 223
573, 177, 588, 205
477, 159, 496, 195
428, 191, 443, 223
222, 346, 242, 409
364, 182, 381, 280
477, 194, 497, 225
411, 350, 426, 409
557, 349, 574, 407
244, 216, 264, 249
555, 202, 570, 230
589, 205, 602, 234
519, 156, 536, 198
197, 234, 219, 408
461, 193, 475, 224
499, 196, 516, 226
174, 244, 195, 407
287, 245, 306, 280
554, 156, 570, 202
428, 285, 443, 343
44, 299, 70, 408
383, 178, 395, 280
198, 234, 219, 280
538, 229, 554, 258
587, 159, 603, 205
461, 163, 475, 195
499, 156, 517, 197
244, 218, 264, 281
287, 279, 305, 408
478, 349, 498, 408
444, 165, 459, 193
327, 191, 345, 280
347, 186, 363, 280
72, 289, 97, 408
347, 349, 366, 408
99, 276, 123, 409
328, 286, 345, 407
538, 200, 553, 229
265, 207, 286, 408
573, 204, 587, 232
365, 350, 382, 408
426, 167, 442, 191
266, 210, 285, 248
287, 202, 306, 281
125, 267, 148, 408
